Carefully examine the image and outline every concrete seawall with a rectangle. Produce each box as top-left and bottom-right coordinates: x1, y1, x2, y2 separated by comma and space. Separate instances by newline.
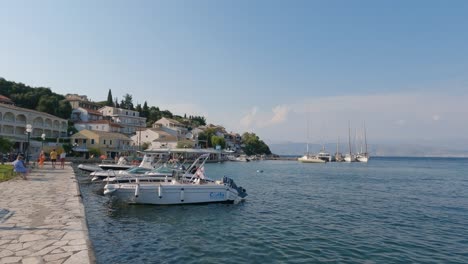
0, 164, 94, 264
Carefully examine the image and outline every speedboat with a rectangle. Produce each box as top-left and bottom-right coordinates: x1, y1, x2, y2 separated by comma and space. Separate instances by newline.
104, 154, 247, 205
78, 164, 103, 173
91, 153, 163, 182
98, 156, 134, 171
298, 154, 326, 163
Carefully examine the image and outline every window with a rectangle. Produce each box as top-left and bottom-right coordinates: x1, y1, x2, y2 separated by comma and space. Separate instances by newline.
83, 139, 87, 144
103, 139, 106, 144
91, 139, 95, 144
110, 140, 113, 145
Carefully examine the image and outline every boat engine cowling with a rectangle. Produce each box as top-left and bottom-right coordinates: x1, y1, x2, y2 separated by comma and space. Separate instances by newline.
223, 177, 248, 198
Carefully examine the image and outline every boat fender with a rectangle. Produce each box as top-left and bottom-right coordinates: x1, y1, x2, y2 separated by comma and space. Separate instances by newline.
180, 188, 184, 202
158, 184, 162, 198
135, 184, 140, 198
103, 185, 116, 195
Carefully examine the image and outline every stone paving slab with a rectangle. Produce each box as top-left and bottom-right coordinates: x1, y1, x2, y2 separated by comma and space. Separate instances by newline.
0, 164, 94, 264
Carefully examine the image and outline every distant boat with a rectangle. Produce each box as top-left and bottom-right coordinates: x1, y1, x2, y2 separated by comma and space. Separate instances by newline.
356, 123, 369, 163
334, 138, 344, 162
298, 143, 326, 163
344, 121, 355, 162
317, 145, 333, 162
298, 153, 326, 163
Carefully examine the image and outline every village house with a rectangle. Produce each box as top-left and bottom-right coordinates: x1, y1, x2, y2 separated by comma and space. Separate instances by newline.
74, 120, 123, 133
131, 128, 178, 150
70, 129, 133, 158
152, 117, 189, 139
99, 106, 146, 135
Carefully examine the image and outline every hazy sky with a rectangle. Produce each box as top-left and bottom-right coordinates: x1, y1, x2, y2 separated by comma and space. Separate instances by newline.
2, 0, 468, 147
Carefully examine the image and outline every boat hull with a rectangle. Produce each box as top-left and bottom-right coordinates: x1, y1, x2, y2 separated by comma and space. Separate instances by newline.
104, 183, 243, 205
78, 164, 103, 172
298, 156, 326, 163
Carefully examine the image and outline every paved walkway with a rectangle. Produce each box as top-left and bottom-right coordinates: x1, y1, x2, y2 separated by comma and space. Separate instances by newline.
0, 164, 94, 264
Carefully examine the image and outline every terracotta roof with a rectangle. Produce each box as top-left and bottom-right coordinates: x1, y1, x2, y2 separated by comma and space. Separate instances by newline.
0, 95, 14, 105
84, 108, 102, 115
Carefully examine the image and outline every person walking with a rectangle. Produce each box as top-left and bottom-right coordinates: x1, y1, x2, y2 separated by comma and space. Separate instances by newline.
60, 151, 66, 169
50, 149, 58, 169
38, 150, 45, 168
12, 155, 28, 180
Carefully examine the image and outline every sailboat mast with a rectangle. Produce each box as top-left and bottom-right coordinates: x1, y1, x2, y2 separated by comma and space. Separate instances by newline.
364, 122, 368, 154
336, 137, 339, 154
348, 121, 352, 155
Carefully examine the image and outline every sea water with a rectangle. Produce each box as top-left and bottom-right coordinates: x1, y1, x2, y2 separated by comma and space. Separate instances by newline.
76, 157, 468, 263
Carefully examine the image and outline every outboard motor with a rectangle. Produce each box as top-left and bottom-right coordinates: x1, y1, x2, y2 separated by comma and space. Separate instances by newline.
223, 177, 248, 198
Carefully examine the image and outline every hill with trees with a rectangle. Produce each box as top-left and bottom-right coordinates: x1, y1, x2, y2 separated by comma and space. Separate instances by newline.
0, 78, 72, 119
0, 77, 272, 155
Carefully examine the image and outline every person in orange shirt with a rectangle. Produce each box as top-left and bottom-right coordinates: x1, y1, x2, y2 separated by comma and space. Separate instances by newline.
38, 150, 45, 168
50, 149, 58, 169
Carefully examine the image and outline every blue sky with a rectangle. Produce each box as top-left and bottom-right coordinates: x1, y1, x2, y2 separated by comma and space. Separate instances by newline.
1, 0, 468, 147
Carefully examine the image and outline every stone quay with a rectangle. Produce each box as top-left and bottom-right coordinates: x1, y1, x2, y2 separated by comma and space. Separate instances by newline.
0, 164, 94, 264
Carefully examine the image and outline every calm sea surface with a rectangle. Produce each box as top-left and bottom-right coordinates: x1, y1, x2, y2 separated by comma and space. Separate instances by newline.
75, 157, 468, 264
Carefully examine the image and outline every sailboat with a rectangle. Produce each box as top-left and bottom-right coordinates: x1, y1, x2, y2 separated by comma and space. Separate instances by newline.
298, 110, 326, 163
298, 143, 326, 163
334, 138, 344, 162
356, 123, 369, 162
344, 121, 355, 162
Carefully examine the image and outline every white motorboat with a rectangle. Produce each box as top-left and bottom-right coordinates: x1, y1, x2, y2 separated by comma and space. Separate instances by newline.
298, 154, 326, 163
91, 153, 163, 181
78, 156, 135, 173
317, 146, 333, 162
98, 156, 134, 171
78, 164, 103, 173
100, 164, 191, 183
104, 154, 248, 205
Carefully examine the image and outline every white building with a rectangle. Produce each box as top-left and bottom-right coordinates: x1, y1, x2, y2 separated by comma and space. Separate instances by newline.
131, 128, 178, 150
0, 99, 68, 156
153, 117, 189, 139
99, 106, 146, 135
74, 120, 123, 133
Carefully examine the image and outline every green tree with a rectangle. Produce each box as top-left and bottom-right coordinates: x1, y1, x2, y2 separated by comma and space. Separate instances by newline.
121, 94, 134, 110
135, 103, 142, 114
88, 147, 102, 157
106, 89, 114, 106
198, 128, 217, 148
0, 138, 13, 153
211, 136, 226, 149
142, 101, 149, 118
241, 132, 272, 155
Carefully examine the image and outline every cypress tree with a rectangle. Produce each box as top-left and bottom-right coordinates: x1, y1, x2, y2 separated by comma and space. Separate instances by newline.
106, 89, 114, 106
